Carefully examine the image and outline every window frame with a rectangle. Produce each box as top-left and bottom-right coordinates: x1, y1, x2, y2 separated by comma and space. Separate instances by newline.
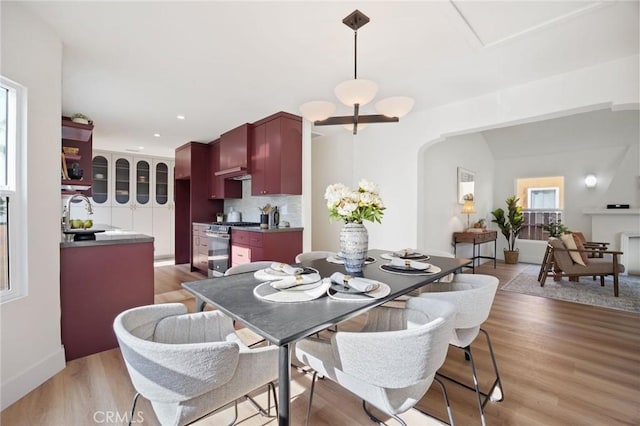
527, 186, 560, 210
0, 75, 28, 303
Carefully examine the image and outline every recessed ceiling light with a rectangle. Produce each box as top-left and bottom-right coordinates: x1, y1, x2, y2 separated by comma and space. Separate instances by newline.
138, 146, 144, 150
153, 133, 161, 137
176, 115, 185, 120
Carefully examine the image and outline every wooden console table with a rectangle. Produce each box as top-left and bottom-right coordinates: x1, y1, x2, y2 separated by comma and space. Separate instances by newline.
453, 230, 497, 273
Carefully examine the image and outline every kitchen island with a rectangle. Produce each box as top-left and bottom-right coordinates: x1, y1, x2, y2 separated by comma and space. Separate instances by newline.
60, 231, 154, 361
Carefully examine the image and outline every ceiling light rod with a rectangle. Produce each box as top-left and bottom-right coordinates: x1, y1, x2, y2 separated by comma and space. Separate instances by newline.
299, 10, 414, 135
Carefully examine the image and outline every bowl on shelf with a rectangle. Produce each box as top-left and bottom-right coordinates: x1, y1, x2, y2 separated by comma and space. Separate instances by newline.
95, 173, 105, 179
62, 147, 80, 156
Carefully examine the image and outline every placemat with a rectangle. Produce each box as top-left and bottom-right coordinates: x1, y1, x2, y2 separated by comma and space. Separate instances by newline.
253, 278, 331, 303
379, 264, 442, 276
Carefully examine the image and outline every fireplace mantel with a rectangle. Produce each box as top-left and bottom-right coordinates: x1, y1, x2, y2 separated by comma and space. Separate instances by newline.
583, 209, 640, 215
583, 209, 640, 275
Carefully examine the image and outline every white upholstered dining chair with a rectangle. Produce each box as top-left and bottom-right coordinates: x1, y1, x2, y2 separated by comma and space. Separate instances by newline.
113, 303, 278, 426
225, 261, 277, 276
418, 273, 502, 426
294, 251, 335, 263
295, 297, 457, 426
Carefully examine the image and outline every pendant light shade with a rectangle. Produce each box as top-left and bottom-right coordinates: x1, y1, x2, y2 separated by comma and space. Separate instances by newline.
375, 96, 415, 118
299, 10, 414, 135
334, 79, 378, 107
299, 101, 336, 122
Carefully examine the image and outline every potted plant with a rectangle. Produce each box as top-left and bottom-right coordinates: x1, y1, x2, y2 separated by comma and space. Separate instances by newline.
491, 195, 524, 264
71, 113, 92, 125
538, 220, 569, 237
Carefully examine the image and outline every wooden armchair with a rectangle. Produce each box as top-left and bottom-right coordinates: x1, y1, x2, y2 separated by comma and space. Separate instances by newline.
538, 237, 625, 296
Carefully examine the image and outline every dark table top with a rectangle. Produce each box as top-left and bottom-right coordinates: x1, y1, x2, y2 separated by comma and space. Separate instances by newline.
181, 249, 471, 346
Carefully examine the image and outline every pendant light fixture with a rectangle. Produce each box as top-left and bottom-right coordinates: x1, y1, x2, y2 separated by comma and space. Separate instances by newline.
299, 10, 414, 135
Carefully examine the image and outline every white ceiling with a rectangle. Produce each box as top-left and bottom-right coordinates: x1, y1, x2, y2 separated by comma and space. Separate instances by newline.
17, 0, 640, 157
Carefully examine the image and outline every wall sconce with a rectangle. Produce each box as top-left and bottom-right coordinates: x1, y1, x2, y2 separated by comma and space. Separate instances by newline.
584, 174, 597, 188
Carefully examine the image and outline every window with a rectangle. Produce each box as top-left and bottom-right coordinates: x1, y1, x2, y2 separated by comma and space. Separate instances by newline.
527, 187, 560, 209
517, 177, 564, 241
1, 76, 27, 302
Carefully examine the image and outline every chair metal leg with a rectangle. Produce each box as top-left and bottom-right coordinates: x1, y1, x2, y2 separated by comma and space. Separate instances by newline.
416, 377, 457, 425
362, 400, 407, 426
267, 381, 278, 417
480, 328, 505, 403
436, 329, 504, 426
305, 371, 318, 426
228, 400, 238, 426
433, 376, 456, 426
128, 393, 140, 426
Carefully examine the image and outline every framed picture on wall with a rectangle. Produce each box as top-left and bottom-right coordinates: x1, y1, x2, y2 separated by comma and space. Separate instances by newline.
457, 167, 475, 204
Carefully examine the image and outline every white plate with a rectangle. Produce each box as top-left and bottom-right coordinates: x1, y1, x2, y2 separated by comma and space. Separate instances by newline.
270, 279, 323, 291
253, 279, 331, 303
254, 267, 318, 281
327, 282, 391, 301
380, 253, 430, 261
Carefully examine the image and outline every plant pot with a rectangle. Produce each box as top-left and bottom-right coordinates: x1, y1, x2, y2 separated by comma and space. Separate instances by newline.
504, 250, 519, 264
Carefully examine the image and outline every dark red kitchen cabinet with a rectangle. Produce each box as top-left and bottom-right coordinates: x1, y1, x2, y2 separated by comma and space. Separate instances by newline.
174, 144, 191, 180
217, 123, 251, 177
231, 229, 302, 265
174, 141, 223, 266
251, 112, 302, 196
208, 139, 241, 199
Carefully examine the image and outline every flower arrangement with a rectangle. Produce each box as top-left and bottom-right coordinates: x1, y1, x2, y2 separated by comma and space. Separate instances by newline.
325, 179, 385, 224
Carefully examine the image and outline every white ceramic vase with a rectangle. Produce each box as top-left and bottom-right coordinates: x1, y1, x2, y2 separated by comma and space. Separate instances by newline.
340, 222, 368, 274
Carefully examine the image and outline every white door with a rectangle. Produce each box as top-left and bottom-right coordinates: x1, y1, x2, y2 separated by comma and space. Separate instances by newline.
152, 159, 175, 257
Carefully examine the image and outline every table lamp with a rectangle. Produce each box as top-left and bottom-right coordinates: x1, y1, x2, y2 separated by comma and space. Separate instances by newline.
461, 200, 476, 230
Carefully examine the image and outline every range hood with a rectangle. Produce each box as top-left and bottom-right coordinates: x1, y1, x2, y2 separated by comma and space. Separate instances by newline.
214, 166, 251, 180
229, 174, 252, 181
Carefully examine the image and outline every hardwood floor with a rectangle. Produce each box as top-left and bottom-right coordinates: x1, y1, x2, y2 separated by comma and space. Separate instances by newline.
2, 261, 639, 425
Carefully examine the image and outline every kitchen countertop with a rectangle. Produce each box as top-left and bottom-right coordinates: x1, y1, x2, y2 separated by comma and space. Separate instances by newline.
192, 222, 302, 233
60, 231, 154, 248
232, 226, 303, 233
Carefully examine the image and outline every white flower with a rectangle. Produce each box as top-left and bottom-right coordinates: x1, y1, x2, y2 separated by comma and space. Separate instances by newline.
337, 201, 358, 216
325, 179, 386, 224
358, 179, 379, 194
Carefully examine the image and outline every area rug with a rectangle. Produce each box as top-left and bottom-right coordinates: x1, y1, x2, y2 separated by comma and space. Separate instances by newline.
501, 265, 640, 313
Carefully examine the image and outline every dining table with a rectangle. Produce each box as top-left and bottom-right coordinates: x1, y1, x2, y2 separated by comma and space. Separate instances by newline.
181, 248, 471, 426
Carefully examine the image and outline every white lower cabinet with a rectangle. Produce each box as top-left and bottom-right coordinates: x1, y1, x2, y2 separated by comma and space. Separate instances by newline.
153, 205, 174, 258
91, 150, 174, 258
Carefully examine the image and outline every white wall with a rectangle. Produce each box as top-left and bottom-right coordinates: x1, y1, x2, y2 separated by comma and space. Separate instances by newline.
486, 109, 639, 262
309, 129, 355, 252
419, 133, 495, 257
0, 3, 66, 409
309, 55, 638, 259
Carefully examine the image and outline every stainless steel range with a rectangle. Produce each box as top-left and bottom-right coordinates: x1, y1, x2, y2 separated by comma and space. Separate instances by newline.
205, 222, 260, 277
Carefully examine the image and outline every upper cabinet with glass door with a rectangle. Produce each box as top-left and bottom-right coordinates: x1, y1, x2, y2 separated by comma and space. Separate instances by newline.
153, 159, 174, 207
114, 156, 132, 206
91, 155, 109, 205
135, 159, 151, 206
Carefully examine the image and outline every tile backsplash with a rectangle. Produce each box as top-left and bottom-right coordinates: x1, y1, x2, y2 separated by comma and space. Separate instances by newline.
223, 179, 302, 227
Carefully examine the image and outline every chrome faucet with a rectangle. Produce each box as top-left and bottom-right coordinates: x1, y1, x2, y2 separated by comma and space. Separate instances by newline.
63, 194, 94, 231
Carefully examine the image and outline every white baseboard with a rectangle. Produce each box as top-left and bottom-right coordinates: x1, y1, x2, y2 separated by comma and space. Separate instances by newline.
1, 346, 66, 410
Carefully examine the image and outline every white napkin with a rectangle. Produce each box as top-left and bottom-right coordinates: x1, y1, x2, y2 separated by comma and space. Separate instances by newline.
390, 258, 430, 270
270, 262, 304, 275
330, 272, 378, 292
271, 273, 321, 289
394, 248, 422, 258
